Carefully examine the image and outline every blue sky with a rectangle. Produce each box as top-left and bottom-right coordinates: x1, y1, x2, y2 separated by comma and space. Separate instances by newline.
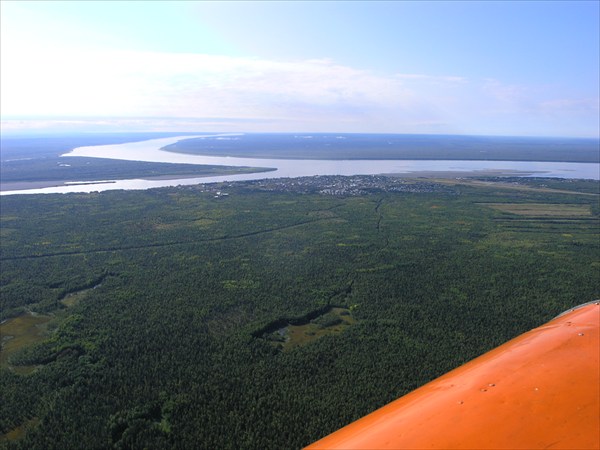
1, 1, 598, 137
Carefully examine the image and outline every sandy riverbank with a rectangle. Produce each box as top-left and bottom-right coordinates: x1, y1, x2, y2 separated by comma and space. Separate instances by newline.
0, 173, 226, 192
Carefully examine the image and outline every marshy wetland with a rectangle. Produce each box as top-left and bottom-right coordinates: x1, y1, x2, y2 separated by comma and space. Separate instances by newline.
259, 306, 356, 351
1, 313, 52, 375
1, 283, 101, 375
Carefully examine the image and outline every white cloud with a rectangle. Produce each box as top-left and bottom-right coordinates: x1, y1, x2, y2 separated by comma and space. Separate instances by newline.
1, 46, 598, 136
539, 98, 599, 115
0, 46, 457, 125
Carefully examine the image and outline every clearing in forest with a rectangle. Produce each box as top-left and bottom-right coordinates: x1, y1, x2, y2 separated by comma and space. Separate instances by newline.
262, 307, 356, 351
480, 203, 592, 217
0, 313, 52, 373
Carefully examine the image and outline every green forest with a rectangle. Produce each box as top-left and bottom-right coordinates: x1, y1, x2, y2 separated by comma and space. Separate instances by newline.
1, 176, 598, 449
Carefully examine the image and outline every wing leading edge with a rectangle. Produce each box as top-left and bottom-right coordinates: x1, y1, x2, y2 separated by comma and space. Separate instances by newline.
306, 301, 600, 449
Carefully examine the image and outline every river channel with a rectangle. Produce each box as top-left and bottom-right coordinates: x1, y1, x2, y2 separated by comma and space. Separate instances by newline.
2, 135, 599, 195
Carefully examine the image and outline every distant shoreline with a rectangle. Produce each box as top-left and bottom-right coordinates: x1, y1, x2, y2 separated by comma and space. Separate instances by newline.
162, 133, 600, 164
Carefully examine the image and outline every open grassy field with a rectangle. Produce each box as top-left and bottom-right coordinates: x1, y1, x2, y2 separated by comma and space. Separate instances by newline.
480, 203, 592, 217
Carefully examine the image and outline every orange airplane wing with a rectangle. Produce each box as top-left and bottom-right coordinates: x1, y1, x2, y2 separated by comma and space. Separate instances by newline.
306, 301, 600, 449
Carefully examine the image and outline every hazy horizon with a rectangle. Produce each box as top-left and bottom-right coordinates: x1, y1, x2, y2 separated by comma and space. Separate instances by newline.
2, 127, 600, 141
1, 1, 599, 138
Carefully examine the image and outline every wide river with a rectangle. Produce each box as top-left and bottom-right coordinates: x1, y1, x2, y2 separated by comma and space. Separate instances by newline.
3, 135, 599, 195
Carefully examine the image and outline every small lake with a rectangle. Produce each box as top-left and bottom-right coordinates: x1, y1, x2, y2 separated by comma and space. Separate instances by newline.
2, 135, 599, 195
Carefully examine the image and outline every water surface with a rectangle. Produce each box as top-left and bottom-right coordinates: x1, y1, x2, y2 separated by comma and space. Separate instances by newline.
2, 135, 598, 195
